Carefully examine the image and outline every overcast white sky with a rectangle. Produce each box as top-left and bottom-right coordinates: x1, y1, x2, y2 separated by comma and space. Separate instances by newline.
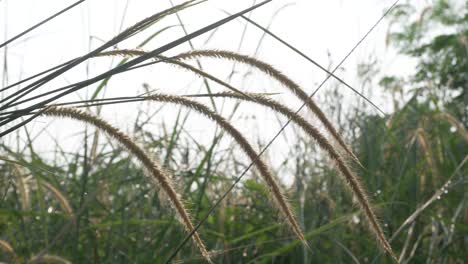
0, 0, 421, 182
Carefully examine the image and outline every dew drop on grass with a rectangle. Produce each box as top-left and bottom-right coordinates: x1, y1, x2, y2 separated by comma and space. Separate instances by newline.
190, 182, 198, 192
47, 206, 53, 213
352, 214, 360, 224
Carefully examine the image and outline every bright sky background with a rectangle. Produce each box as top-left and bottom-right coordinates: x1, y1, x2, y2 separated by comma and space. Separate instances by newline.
0, 0, 421, 183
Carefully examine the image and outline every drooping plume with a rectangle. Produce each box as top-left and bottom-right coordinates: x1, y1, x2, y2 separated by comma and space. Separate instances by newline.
41, 107, 212, 263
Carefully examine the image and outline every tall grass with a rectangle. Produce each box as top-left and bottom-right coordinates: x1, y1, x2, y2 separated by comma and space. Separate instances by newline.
142, 94, 309, 249
96, 49, 363, 167
41, 107, 211, 263
186, 91, 396, 260
1, 1, 466, 263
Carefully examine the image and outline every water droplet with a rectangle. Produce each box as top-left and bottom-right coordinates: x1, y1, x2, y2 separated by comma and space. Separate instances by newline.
47, 206, 53, 214
352, 215, 360, 224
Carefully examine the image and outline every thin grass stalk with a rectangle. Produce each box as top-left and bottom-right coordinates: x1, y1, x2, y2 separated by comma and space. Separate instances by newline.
143, 94, 309, 249
28, 254, 71, 264
95, 50, 251, 100
0, 239, 18, 263
185, 91, 397, 260
0, 1, 197, 110
12, 164, 31, 211
41, 181, 73, 216
390, 155, 468, 242
0, 0, 85, 49
415, 128, 439, 187
40, 107, 211, 263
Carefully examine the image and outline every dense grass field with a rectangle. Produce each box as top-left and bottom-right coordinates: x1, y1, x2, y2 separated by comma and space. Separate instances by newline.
0, 0, 466, 263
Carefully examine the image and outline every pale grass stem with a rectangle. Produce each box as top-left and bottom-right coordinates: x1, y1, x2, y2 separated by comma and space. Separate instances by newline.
0, 239, 18, 263
41, 181, 74, 216
12, 164, 31, 211
28, 254, 71, 264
